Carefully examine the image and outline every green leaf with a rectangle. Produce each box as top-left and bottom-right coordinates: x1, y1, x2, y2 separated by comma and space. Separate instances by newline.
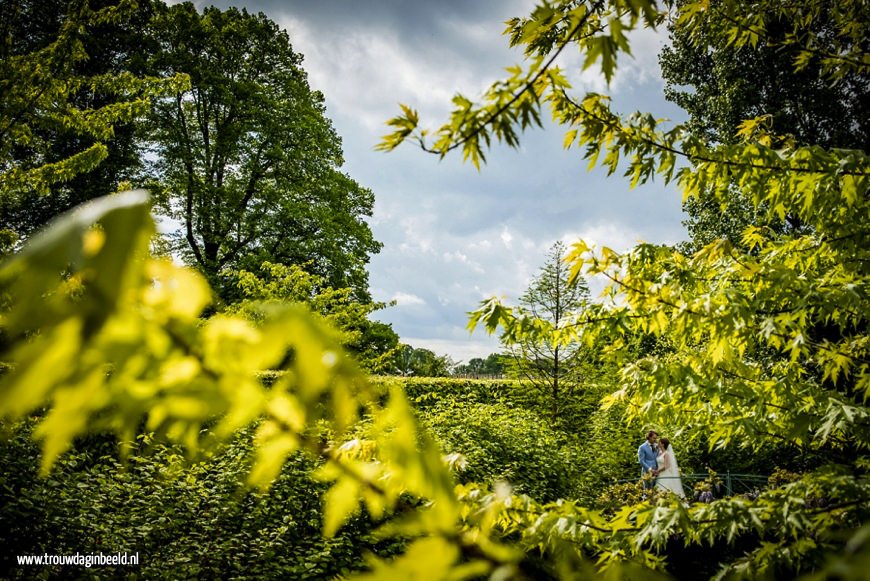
323, 476, 361, 537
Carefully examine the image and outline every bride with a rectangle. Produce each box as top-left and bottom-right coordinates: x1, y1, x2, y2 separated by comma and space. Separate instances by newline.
655, 438, 686, 498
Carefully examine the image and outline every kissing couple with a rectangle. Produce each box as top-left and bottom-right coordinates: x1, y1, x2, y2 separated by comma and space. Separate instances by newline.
638, 430, 686, 498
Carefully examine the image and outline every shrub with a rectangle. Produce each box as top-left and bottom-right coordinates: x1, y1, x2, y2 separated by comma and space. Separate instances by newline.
768, 467, 803, 489
594, 481, 646, 516
418, 401, 582, 502
0, 420, 399, 580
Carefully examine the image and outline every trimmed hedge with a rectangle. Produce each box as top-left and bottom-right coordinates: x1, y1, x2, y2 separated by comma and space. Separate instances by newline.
385, 376, 605, 429
383, 377, 617, 503
419, 400, 583, 502
0, 420, 399, 580
0, 376, 641, 578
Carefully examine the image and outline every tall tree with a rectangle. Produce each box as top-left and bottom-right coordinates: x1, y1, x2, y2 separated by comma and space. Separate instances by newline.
0, 0, 181, 239
501, 241, 590, 419
481, 353, 506, 376
146, 3, 381, 300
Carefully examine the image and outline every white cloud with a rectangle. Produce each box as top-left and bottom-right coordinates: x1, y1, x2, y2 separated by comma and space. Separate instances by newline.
278, 16, 503, 132
395, 213, 438, 255
500, 226, 514, 248
443, 250, 485, 274
391, 292, 426, 306
443, 250, 468, 263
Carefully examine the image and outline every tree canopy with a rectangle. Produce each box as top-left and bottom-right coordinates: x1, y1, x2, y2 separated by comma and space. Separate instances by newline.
0, 0, 184, 239
146, 3, 381, 300
0, 1, 383, 304
392, 344, 454, 377
453, 353, 506, 377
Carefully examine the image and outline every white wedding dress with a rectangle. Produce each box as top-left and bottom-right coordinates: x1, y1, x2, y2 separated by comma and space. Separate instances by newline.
655, 446, 686, 498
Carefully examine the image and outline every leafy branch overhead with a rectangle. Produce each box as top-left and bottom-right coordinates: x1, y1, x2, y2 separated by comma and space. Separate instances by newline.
379, 0, 868, 183
396, 0, 870, 576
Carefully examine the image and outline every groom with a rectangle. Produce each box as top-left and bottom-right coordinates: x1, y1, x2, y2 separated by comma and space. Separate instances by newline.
637, 430, 659, 488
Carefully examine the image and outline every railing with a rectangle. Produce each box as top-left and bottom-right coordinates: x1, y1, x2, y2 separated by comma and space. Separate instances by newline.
618, 472, 769, 498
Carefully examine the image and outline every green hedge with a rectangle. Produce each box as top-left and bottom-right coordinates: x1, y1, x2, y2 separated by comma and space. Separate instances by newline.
383, 376, 531, 407
2, 377, 603, 579
386, 377, 621, 503
10, 376, 796, 578
0, 420, 399, 580
419, 401, 583, 502
384, 376, 605, 429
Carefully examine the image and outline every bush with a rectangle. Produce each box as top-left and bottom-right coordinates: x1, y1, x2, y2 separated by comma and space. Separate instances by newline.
418, 400, 582, 502
571, 401, 642, 504
767, 467, 803, 489
594, 481, 646, 516
0, 420, 399, 580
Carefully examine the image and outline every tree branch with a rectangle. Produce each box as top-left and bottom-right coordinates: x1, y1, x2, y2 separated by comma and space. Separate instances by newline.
559, 90, 870, 177
419, 0, 607, 156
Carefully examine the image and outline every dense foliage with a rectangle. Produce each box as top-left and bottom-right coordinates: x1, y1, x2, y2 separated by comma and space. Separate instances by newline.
383, 0, 870, 577
405, 378, 595, 502
1, 373, 819, 578
0, 192, 489, 578
660, 0, 869, 151
145, 3, 381, 300
1, 0, 869, 579
0, 420, 403, 579
0, 377, 591, 577
1, 0, 383, 307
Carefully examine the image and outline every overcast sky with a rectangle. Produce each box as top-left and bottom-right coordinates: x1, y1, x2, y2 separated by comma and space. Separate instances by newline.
187, 0, 690, 362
